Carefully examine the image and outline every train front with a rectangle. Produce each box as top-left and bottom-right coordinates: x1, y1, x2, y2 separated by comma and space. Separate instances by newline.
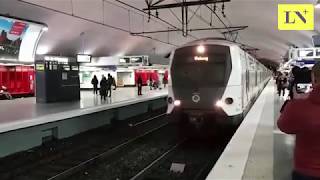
167, 44, 233, 125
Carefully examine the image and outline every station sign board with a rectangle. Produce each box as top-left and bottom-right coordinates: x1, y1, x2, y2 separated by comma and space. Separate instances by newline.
119, 56, 149, 66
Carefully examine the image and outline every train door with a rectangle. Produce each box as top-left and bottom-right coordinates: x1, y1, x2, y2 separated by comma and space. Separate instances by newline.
245, 55, 250, 104
248, 57, 256, 97
240, 51, 248, 109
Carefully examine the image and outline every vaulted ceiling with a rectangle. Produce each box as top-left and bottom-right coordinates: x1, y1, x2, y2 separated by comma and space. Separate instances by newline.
0, 0, 319, 63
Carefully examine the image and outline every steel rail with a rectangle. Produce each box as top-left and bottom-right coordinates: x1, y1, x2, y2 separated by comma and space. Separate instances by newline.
129, 139, 186, 180
128, 113, 167, 127
47, 122, 170, 180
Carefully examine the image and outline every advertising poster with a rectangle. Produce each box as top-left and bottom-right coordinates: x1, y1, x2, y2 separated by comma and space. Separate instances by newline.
0, 17, 28, 59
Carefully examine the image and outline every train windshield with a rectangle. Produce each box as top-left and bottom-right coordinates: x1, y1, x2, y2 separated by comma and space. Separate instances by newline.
171, 45, 231, 88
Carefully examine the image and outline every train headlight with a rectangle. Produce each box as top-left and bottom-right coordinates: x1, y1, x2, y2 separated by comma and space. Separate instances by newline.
197, 45, 205, 54
215, 100, 224, 107
174, 100, 181, 106
225, 97, 234, 105
167, 97, 173, 104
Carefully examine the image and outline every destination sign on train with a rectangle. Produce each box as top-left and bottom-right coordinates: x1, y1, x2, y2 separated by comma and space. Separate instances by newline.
194, 56, 209, 62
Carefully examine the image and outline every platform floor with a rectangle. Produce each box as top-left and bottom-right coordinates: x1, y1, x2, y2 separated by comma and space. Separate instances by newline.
0, 86, 167, 133
207, 80, 294, 180
242, 88, 293, 180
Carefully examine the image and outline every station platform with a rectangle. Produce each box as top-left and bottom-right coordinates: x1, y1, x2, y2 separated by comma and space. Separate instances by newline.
0, 87, 167, 158
207, 80, 293, 180
0, 87, 167, 134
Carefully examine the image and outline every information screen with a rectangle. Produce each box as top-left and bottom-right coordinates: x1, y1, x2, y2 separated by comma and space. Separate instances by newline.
77, 54, 91, 63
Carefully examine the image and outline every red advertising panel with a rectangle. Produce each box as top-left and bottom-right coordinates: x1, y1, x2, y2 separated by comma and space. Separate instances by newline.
9, 21, 27, 36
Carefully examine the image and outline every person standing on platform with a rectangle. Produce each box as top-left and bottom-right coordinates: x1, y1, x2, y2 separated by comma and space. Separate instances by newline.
111, 75, 117, 90
91, 75, 99, 95
288, 66, 301, 100
148, 76, 153, 90
278, 61, 320, 180
276, 72, 282, 96
137, 75, 143, 96
100, 75, 108, 101
107, 74, 112, 97
162, 76, 168, 88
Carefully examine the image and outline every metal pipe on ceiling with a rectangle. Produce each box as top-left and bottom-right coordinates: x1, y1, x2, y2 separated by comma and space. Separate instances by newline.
113, 0, 199, 40
144, 0, 230, 10
17, 0, 178, 47
131, 26, 247, 35
17, 0, 130, 33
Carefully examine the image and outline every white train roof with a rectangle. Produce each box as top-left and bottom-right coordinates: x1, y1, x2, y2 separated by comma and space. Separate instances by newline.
179, 38, 239, 48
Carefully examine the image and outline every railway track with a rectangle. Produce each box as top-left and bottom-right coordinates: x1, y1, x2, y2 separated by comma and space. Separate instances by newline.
0, 109, 169, 180
1, 109, 238, 180
131, 139, 230, 180
67, 124, 182, 180
66, 123, 236, 180
47, 123, 172, 180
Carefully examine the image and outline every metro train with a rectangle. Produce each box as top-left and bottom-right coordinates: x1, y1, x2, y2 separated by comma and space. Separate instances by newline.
166, 38, 271, 128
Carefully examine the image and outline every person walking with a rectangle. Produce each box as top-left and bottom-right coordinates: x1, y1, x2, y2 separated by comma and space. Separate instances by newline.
91, 75, 99, 95
107, 74, 112, 97
100, 75, 108, 101
137, 75, 143, 96
278, 61, 320, 180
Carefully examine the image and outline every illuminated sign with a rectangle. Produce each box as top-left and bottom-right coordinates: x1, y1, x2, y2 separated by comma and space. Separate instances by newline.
278, 4, 314, 30
77, 54, 91, 63
44, 56, 69, 63
194, 56, 208, 61
36, 63, 44, 71
119, 56, 148, 65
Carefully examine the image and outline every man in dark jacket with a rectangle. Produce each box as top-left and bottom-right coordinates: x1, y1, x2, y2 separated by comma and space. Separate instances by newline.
107, 74, 112, 97
91, 75, 99, 95
137, 76, 143, 96
100, 76, 108, 100
278, 61, 320, 180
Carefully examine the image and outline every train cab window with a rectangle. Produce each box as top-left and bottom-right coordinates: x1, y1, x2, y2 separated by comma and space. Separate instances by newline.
171, 45, 232, 87
299, 49, 314, 57
316, 49, 320, 56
